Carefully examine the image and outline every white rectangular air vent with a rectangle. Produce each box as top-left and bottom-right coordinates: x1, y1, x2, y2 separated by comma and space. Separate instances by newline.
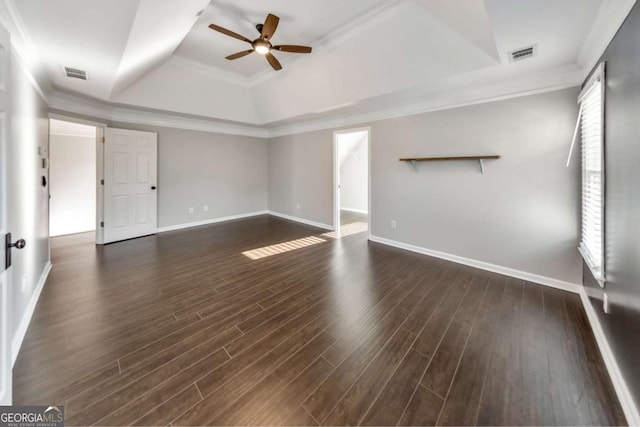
509, 45, 537, 62
64, 66, 87, 80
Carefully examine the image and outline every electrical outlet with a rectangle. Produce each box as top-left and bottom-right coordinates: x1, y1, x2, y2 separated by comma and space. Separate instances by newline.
203, 205, 209, 212
21, 274, 27, 293
390, 220, 397, 229
603, 292, 610, 314
188, 207, 194, 214
296, 203, 301, 210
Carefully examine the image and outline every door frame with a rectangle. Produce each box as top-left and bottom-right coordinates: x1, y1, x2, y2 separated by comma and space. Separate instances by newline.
48, 113, 107, 244
332, 126, 371, 239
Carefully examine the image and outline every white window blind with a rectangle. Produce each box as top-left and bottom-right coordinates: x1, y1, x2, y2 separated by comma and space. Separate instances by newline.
578, 65, 605, 284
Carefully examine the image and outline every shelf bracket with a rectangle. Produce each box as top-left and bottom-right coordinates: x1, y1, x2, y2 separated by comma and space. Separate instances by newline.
479, 159, 485, 174
411, 160, 419, 173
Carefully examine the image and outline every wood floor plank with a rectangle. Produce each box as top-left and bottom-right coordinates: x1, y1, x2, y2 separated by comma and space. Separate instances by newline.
359, 349, 430, 426
321, 326, 417, 426
302, 306, 411, 423
476, 278, 525, 426
257, 357, 335, 426
420, 276, 488, 398
174, 314, 335, 425
436, 276, 506, 426
398, 385, 444, 426
11, 213, 624, 427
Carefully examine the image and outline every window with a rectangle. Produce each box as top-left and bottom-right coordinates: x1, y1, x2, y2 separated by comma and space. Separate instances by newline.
578, 63, 605, 286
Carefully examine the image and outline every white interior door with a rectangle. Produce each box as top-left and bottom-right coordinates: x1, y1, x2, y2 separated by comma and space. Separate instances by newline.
0, 21, 12, 405
104, 128, 157, 244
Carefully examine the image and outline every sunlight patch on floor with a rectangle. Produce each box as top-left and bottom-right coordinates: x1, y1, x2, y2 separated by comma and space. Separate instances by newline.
242, 236, 327, 260
242, 222, 368, 260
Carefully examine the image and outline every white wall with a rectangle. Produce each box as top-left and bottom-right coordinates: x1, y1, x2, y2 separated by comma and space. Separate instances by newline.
338, 131, 368, 213
8, 53, 50, 357
268, 88, 582, 284
49, 134, 96, 236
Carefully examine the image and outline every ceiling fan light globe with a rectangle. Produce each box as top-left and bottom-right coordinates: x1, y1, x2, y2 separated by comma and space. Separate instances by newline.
255, 45, 270, 55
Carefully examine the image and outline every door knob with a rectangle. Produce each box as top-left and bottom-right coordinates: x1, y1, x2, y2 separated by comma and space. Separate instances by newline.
5, 233, 26, 269
8, 239, 26, 249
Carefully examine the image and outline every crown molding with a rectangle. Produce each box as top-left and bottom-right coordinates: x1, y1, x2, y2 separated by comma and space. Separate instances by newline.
265, 64, 583, 137
0, 0, 52, 100
577, 0, 637, 76
48, 91, 269, 138
0, 0, 36, 56
48, 63, 583, 140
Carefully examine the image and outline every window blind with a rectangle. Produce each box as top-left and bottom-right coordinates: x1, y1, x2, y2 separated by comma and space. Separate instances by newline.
579, 73, 604, 282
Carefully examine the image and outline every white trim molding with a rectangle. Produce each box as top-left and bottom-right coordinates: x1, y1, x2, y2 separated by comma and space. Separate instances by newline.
577, 0, 637, 75
267, 211, 333, 231
12, 261, 52, 366
47, 91, 269, 139
266, 65, 584, 138
46, 65, 584, 140
157, 211, 268, 233
368, 235, 582, 294
579, 289, 640, 426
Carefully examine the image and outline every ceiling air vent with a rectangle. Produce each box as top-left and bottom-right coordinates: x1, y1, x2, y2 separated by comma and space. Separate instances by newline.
509, 45, 537, 62
64, 66, 87, 80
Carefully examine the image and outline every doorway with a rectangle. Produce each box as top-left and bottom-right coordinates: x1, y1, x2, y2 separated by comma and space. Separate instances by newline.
333, 128, 370, 238
48, 119, 98, 239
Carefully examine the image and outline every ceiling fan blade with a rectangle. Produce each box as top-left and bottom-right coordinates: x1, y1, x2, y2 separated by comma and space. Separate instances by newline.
261, 13, 280, 40
273, 45, 312, 54
226, 50, 254, 60
265, 52, 282, 71
208, 24, 252, 44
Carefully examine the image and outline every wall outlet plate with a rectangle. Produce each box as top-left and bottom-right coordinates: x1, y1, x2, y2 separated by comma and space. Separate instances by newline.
188, 207, 194, 214
390, 220, 397, 229
203, 205, 209, 212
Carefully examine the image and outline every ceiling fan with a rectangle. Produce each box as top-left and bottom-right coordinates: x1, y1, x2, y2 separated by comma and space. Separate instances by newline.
208, 13, 312, 71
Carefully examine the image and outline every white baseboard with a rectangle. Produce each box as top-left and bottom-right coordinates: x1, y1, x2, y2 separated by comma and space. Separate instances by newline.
267, 211, 333, 231
579, 289, 640, 426
368, 235, 582, 294
340, 207, 368, 214
157, 211, 268, 233
12, 261, 52, 366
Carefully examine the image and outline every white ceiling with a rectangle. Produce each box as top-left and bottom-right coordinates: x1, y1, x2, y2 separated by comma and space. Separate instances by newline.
175, 0, 390, 78
6, 0, 630, 129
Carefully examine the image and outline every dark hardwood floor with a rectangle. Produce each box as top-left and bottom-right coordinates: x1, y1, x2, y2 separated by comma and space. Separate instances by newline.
13, 213, 625, 426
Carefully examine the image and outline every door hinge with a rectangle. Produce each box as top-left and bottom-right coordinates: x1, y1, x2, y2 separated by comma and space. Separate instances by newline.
100, 221, 104, 228
101, 136, 105, 143
100, 179, 104, 185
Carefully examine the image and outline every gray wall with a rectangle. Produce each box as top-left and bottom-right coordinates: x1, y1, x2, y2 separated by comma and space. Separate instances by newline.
583, 2, 640, 412
110, 123, 268, 229
268, 132, 333, 226
49, 134, 96, 236
268, 88, 582, 283
8, 54, 50, 347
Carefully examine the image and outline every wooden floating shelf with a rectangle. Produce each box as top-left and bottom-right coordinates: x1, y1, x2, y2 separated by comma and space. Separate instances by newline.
399, 155, 501, 174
